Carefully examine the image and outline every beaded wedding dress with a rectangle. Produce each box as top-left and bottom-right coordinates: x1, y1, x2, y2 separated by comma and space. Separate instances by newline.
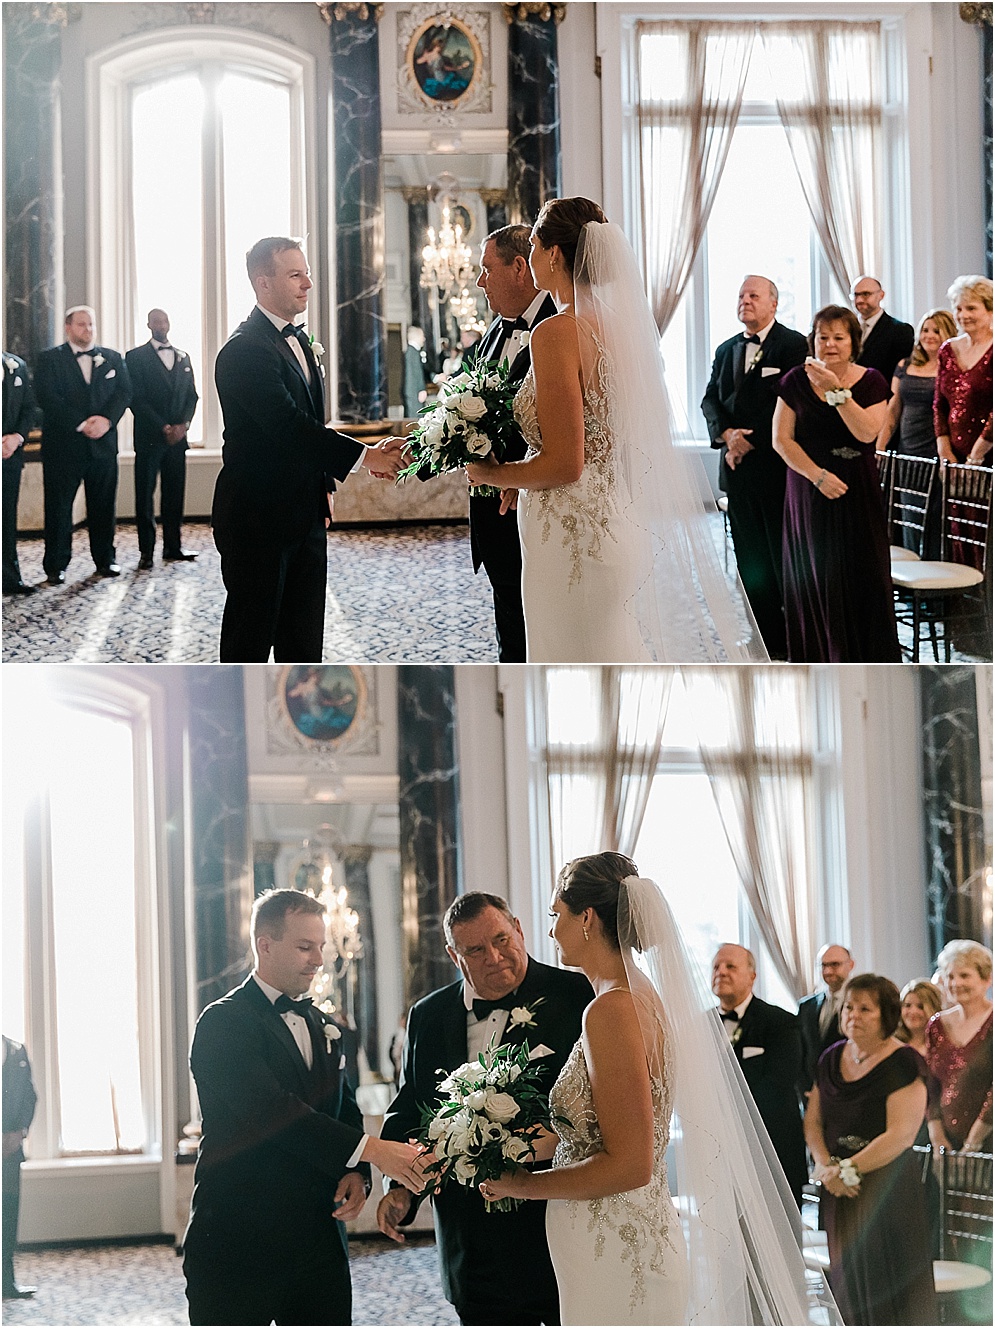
545, 1000, 689, 1326
514, 222, 767, 664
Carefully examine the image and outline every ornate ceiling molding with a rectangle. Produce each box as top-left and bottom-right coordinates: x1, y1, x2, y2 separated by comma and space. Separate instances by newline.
502, 3, 566, 25
318, 1, 384, 23
959, 2, 992, 25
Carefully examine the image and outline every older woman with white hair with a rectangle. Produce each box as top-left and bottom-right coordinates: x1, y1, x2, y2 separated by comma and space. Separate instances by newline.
934, 275, 993, 465
925, 940, 993, 1153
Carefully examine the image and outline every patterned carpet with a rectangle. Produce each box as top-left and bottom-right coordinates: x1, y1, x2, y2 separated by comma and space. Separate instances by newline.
2, 1235, 459, 1326
2, 522, 497, 663
3, 518, 988, 663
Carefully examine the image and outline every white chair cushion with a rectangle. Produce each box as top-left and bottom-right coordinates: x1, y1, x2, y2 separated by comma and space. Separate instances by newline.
891, 560, 985, 591
890, 545, 920, 562
932, 1259, 992, 1293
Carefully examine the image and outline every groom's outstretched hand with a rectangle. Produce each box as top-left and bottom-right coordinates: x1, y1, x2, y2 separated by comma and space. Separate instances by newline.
376, 1186, 414, 1243
361, 1136, 427, 1192
363, 436, 408, 481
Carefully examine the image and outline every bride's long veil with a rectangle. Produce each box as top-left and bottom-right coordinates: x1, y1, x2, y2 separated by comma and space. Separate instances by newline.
573, 222, 768, 662
619, 876, 832, 1325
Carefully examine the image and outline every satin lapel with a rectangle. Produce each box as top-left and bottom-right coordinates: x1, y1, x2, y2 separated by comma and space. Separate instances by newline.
732, 339, 747, 390
63, 342, 90, 406
498, 958, 539, 1050
301, 338, 325, 419
255, 310, 314, 404
239, 979, 312, 1090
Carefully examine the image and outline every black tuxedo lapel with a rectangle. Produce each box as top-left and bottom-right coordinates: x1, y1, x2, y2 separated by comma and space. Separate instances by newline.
733, 338, 747, 390
444, 988, 472, 1072
251, 309, 316, 415
238, 978, 314, 1092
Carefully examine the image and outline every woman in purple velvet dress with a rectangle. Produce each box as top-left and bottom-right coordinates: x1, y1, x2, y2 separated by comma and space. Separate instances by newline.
773, 305, 900, 661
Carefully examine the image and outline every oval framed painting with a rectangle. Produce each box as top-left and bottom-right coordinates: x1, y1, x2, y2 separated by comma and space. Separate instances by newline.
407, 17, 483, 109
279, 665, 367, 745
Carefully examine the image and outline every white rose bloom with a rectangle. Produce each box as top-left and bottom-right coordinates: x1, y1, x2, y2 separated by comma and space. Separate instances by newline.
454, 1156, 477, 1184
507, 1064, 523, 1083
449, 371, 472, 389
444, 1125, 472, 1157
484, 1093, 520, 1124
465, 432, 492, 457
457, 394, 487, 421
466, 1088, 491, 1113
502, 1135, 531, 1162
427, 1115, 448, 1141
423, 419, 445, 449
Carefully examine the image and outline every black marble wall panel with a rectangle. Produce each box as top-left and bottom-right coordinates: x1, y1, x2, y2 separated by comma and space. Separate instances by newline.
343, 844, 379, 1073
404, 189, 436, 368
3, 6, 64, 362
920, 666, 989, 956
398, 666, 462, 1007
507, 14, 562, 226
186, 666, 252, 1012
329, 10, 386, 420
483, 194, 509, 234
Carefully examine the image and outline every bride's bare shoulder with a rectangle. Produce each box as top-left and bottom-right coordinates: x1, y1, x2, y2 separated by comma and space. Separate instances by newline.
529, 312, 582, 354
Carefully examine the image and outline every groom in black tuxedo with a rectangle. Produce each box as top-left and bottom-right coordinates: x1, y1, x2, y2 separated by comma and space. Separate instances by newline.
35, 306, 132, 583
467, 226, 557, 662
183, 888, 426, 1326
712, 943, 807, 1208
702, 277, 808, 659
212, 236, 404, 662
378, 893, 592, 1325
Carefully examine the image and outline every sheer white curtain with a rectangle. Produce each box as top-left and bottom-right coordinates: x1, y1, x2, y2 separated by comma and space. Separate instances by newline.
637, 22, 756, 334
544, 668, 674, 871
760, 22, 882, 296
682, 668, 818, 1001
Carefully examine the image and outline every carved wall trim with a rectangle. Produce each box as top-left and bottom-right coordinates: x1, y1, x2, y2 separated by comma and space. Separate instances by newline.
960, 3, 993, 25
502, 2, 566, 24
318, 2, 384, 23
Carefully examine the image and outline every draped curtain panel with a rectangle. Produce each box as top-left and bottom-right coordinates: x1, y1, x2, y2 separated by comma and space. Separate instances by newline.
761, 22, 883, 296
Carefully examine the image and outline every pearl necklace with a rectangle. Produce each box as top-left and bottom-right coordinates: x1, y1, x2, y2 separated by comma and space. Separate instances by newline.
848, 1039, 885, 1065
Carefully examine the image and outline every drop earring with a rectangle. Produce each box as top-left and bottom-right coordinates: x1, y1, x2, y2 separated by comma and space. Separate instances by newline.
583, 926, 590, 941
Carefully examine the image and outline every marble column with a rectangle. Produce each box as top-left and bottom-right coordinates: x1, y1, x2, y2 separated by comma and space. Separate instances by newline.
920, 666, 989, 955
398, 666, 462, 1007
3, 4, 72, 362
481, 189, 509, 235
505, 4, 564, 226
403, 186, 436, 368
960, 4, 993, 273
343, 844, 379, 1073
326, 3, 386, 420
186, 666, 253, 1013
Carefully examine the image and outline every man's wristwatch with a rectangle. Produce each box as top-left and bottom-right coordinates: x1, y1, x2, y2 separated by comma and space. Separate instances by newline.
825, 387, 853, 408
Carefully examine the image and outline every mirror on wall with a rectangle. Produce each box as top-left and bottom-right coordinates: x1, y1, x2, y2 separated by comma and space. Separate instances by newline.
250, 800, 402, 1103
384, 152, 507, 415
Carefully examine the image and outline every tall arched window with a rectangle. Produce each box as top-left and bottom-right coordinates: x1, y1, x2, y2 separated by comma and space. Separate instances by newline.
90, 30, 316, 446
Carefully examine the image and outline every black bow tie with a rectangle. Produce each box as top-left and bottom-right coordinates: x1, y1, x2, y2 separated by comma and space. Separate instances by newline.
720, 1008, 741, 1021
501, 317, 528, 341
274, 994, 312, 1017
282, 323, 304, 340
743, 334, 761, 345
471, 995, 516, 1022
155, 343, 173, 351
75, 349, 94, 358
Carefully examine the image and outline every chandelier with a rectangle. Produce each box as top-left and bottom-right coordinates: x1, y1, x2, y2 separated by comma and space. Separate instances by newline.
317, 863, 363, 982
420, 201, 476, 300
449, 286, 485, 334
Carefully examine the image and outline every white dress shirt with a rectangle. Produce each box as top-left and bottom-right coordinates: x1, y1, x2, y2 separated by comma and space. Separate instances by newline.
744, 318, 776, 373
497, 289, 548, 366
257, 303, 311, 384
73, 344, 96, 386
859, 308, 884, 347
152, 338, 175, 372
720, 993, 754, 1040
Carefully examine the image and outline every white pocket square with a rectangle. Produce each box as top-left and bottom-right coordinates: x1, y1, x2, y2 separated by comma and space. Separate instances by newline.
105, 369, 116, 379
14, 376, 22, 386
742, 1046, 765, 1059
528, 1043, 554, 1061
761, 366, 780, 377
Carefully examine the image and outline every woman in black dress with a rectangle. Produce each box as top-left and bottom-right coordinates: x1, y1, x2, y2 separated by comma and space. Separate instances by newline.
805, 973, 936, 1326
773, 305, 900, 661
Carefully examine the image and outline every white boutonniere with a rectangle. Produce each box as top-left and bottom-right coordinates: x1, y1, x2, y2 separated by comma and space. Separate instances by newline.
176, 350, 186, 362
508, 997, 544, 1030
4, 355, 18, 373
323, 1021, 342, 1050
93, 353, 106, 368
105, 369, 116, 379
308, 335, 325, 361
730, 1025, 743, 1046
14, 376, 22, 387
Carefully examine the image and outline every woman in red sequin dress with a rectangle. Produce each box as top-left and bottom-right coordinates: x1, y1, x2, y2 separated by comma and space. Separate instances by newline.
933, 275, 993, 465
925, 940, 993, 1153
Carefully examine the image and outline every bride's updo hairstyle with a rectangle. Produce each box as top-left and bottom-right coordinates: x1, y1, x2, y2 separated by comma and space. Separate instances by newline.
555, 851, 639, 951
533, 197, 608, 276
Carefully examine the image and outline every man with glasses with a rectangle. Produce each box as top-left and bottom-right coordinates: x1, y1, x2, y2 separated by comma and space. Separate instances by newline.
851, 276, 914, 387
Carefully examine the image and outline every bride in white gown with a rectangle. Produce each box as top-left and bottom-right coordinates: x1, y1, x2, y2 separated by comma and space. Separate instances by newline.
479, 853, 829, 1326
465, 199, 767, 663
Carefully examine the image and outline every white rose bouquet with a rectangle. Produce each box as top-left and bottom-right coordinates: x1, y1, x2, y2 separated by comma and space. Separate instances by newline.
397, 359, 519, 499
418, 1033, 562, 1212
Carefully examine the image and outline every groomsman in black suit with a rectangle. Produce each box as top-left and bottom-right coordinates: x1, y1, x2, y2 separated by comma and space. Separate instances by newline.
183, 889, 426, 1326
34, 306, 132, 583
2, 1035, 38, 1300
126, 309, 200, 569
2, 352, 41, 595
797, 943, 855, 1096
702, 278, 808, 659
212, 236, 404, 662
712, 943, 807, 1208
851, 276, 914, 387
378, 892, 593, 1325
468, 226, 557, 662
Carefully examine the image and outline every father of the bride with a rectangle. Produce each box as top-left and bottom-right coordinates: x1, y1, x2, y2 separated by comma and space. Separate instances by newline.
183, 888, 426, 1326
212, 236, 404, 662
378, 893, 592, 1325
